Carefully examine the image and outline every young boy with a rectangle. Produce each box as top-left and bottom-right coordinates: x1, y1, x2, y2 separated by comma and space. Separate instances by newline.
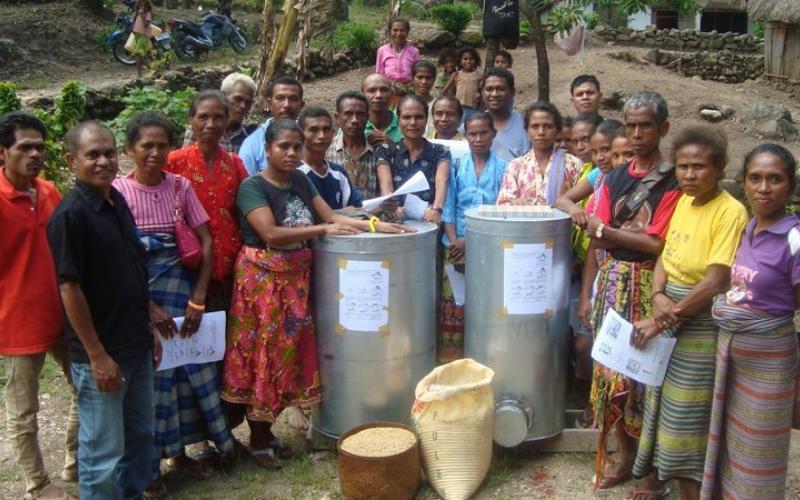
297, 107, 363, 209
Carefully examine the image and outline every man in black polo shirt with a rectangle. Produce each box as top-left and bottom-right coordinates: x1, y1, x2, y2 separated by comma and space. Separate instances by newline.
47, 121, 164, 500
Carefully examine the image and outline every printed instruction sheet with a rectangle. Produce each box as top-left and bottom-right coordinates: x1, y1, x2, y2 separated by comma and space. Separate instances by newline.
503, 243, 552, 314
157, 311, 226, 371
339, 260, 390, 332
591, 309, 677, 387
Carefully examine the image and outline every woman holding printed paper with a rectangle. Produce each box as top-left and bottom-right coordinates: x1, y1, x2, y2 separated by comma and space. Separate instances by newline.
700, 145, 800, 500
113, 112, 235, 497
628, 126, 747, 500
222, 120, 410, 468
375, 94, 450, 223
438, 112, 507, 363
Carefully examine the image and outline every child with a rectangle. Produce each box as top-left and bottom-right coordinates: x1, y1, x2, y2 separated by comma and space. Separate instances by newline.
131, 0, 155, 76
493, 50, 513, 70
375, 17, 420, 106
434, 48, 457, 96
553, 119, 626, 429
297, 107, 363, 210
610, 134, 635, 168
570, 112, 604, 166
442, 47, 482, 119
560, 116, 574, 153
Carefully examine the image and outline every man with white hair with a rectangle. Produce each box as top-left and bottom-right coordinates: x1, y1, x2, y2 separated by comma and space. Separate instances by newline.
183, 72, 257, 153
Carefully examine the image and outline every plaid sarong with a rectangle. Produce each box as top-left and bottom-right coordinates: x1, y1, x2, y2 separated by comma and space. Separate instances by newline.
142, 233, 233, 478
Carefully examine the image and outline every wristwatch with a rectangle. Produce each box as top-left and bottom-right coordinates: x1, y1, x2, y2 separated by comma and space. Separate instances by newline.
430, 206, 443, 214
595, 222, 605, 239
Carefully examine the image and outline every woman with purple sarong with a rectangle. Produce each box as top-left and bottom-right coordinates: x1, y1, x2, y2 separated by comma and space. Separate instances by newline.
701, 144, 800, 500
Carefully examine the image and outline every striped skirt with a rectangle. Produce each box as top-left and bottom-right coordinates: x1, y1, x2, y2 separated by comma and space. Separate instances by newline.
633, 282, 718, 483
142, 234, 234, 473
700, 298, 798, 499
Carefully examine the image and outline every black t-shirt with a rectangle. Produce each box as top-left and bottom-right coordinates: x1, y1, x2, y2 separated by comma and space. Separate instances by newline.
47, 182, 152, 364
596, 161, 681, 263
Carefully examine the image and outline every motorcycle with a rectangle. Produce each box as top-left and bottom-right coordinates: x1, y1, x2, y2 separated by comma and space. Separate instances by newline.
170, 8, 248, 61
107, 0, 171, 66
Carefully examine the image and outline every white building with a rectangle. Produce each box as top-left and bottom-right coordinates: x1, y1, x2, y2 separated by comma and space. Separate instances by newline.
627, 0, 750, 33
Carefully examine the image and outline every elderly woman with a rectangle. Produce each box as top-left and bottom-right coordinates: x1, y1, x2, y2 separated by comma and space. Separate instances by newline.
701, 145, 800, 500
183, 73, 257, 153
113, 112, 234, 497
438, 112, 507, 363
376, 94, 450, 224
628, 126, 747, 500
166, 90, 249, 312
222, 119, 411, 468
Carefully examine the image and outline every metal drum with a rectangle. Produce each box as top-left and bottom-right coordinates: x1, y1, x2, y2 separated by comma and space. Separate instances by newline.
464, 208, 572, 446
312, 220, 437, 438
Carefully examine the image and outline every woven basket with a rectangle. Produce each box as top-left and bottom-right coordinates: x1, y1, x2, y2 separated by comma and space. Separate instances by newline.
337, 422, 421, 500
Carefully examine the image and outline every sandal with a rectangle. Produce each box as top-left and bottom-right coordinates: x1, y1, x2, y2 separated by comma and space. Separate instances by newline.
251, 448, 283, 470
166, 453, 213, 478
143, 480, 167, 499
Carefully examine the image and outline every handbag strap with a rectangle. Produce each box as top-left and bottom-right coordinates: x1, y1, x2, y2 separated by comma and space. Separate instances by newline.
611, 160, 674, 228
171, 175, 184, 223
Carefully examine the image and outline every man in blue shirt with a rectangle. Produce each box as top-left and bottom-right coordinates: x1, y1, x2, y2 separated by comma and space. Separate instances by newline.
297, 107, 362, 209
238, 76, 305, 175
482, 68, 530, 163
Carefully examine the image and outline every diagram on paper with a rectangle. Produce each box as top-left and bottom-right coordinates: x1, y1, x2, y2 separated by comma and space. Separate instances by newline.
339, 260, 389, 332
503, 243, 552, 315
157, 311, 226, 371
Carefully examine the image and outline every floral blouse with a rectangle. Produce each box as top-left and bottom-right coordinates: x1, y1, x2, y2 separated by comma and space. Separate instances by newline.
164, 144, 249, 282
496, 149, 582, 206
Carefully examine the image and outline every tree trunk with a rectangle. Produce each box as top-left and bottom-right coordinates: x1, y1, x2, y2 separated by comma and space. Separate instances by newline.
261, 0, 300, 86
255, 0, 278, 97
527, 8, 550, 101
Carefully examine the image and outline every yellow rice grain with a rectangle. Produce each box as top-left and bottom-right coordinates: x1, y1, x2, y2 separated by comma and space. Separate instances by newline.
340, 427, 416, 457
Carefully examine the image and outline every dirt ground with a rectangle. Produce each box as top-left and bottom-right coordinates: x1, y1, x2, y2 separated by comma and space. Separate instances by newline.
3, 3, 800, 499
2, 360, 800, 499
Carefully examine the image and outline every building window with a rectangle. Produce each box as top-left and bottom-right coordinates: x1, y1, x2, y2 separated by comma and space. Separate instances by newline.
700, 10, 748, 34
653, 9, 679, 30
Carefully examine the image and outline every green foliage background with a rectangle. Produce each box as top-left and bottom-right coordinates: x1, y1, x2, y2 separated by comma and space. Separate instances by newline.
430, 4, 475, 36
106, 86, 196, 147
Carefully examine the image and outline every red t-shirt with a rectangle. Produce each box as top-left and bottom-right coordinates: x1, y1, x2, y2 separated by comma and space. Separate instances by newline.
0, 168, 63, 354
593, 160, 681, 262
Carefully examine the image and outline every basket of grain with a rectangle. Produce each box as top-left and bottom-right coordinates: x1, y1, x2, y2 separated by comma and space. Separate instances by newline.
337, 422, 421, 500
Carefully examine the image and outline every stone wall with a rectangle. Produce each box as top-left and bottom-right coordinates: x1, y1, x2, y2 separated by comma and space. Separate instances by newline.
595, 25, 763, 53
642, 48, 764, 84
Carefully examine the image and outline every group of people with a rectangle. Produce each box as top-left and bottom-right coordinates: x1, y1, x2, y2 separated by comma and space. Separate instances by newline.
2, 24, 800, 500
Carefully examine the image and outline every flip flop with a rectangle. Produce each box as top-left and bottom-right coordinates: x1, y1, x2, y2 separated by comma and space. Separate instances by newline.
251, 448, 284, 470
598, 471, 632, 489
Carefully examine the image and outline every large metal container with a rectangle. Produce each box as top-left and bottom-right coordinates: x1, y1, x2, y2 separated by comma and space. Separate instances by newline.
464, 208, 571, 446
312, 221, 437, 438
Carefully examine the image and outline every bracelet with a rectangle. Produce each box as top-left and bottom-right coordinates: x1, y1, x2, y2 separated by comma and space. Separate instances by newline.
649, 290, 666, 303
595, 222, 606, 239
187, 300, 206, 312
430, 206, 443, 214
368, 216, 379, 233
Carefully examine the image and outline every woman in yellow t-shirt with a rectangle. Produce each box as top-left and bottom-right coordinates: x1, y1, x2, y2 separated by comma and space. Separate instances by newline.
626, 126, 748, 500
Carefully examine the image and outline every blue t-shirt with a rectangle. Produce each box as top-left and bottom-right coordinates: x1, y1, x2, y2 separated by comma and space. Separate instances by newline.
491, 111, 531, 163
238, 117, 273, 175
585, 167, 601, 187
298, 161, 363, 210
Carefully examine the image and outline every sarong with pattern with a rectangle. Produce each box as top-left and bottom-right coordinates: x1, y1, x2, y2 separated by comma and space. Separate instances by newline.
222, 246, 320, 422
589, 257, 652, 483
700, 297, 798, 500
633, 282, 718, 482
438, 252, 464, 364
142, 234, 234, 478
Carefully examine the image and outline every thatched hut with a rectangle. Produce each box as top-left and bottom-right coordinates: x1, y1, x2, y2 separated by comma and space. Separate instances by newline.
749, 0, 800, 83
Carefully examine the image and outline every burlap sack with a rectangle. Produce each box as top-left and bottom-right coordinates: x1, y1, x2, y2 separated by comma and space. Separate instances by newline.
411, 359, 495, 500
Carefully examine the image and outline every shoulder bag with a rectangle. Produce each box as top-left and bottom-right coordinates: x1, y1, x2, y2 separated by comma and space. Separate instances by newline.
611, 160, 674, 228
172, 176, 203, 269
